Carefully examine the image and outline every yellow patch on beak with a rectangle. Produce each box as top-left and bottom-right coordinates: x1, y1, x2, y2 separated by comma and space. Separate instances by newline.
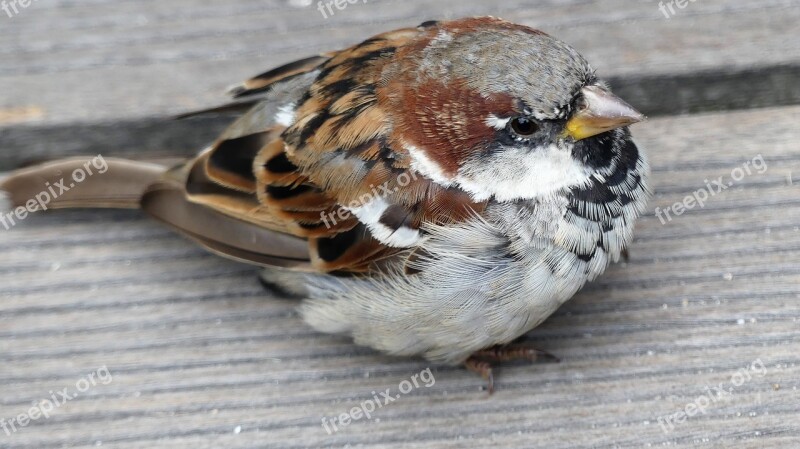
564, 86, 645, 141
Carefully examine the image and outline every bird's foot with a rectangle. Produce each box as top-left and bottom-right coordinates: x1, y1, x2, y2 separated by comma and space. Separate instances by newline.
464, 344, 559, 394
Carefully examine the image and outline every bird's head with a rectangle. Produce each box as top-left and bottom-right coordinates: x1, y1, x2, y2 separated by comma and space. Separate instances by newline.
388, 17, 645, 202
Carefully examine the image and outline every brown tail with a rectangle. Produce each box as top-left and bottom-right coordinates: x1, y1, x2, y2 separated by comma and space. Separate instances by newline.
0, 157, 175, 210
0, 156, 313, 270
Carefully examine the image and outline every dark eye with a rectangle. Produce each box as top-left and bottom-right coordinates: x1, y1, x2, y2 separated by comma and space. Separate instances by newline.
509, 117, 539, 137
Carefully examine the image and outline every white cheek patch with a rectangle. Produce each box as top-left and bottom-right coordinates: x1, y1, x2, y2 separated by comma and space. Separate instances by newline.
405, 141, 592, 203
274, 102, 296, 127
456, 144, 593, 202
346, 197, 421, 248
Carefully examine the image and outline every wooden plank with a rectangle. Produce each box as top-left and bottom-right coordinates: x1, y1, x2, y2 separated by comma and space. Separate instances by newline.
1, 0, 799, 169
1, 105, 799, 448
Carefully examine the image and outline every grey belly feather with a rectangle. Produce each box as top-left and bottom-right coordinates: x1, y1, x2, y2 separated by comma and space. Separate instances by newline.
263, 155, 650, 364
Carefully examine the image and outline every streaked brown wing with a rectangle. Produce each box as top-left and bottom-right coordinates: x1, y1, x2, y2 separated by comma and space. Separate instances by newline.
277, 26, 487, 256
229, 54, 335, 99
187, 23, 485, 273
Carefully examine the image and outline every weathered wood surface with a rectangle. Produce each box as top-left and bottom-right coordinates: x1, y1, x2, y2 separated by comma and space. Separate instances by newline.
3, 0, 797, 123
2, 1, 800, 448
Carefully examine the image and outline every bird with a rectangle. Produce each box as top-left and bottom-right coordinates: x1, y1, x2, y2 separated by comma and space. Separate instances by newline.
0, 17, 651, 393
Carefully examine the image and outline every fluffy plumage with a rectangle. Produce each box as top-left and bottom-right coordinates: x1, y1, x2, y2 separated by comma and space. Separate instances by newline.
0, 17, 651, 384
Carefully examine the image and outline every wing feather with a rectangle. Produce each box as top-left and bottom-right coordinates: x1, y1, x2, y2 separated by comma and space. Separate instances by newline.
172, 23, 485, 273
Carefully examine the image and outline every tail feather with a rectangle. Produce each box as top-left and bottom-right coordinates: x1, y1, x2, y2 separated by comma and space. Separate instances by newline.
1, 155, 313, 270
0, 157, 172, 210
141, 181, 312, 269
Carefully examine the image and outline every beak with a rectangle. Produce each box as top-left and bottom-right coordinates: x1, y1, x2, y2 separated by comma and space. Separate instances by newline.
563, 86, 645, 141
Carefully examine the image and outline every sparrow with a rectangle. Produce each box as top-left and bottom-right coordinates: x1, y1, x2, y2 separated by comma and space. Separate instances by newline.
1, 17, 651, 392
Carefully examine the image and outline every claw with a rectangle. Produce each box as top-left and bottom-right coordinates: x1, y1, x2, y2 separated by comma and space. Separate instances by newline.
464, 357, 495, 394
464, 343, 559, 394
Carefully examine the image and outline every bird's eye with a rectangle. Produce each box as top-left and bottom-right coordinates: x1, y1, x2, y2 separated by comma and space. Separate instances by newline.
509, 117, 539, 137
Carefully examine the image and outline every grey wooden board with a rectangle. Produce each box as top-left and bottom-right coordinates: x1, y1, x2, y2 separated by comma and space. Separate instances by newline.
1, 0, 800, 170
1, 105, 799, 448
2, 0, 798, 124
